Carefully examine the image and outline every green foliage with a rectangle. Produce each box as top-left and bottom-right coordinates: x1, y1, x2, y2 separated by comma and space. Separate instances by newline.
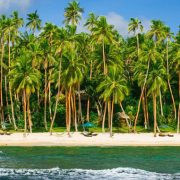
0, 2, 179, 134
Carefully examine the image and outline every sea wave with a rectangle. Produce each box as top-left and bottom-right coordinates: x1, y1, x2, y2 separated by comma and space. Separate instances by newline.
0, 167, 179, 180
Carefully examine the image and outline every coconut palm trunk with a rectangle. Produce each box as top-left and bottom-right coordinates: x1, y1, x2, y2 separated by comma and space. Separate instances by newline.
77, 83, 82, 122
153, 93, 157, 137
177, 72, 180, 133
86, 60, 92, 121
102, 39, 107, 75
9, 87, 17, 130
27, 95, 32, 133
44, 62, 48, 130
86, 98, 90, 121
177, 104, 180, 134
159, 89, 164, 116
4, 76, 11, 123
166, 39, 176, 119
8, 32, 17, 130
48, 81, 52, 122
108, 100, 111, 129
142, 92, 147, 129
110, 98, 114, 137
66, 90, 69, 134
50, 54, 62, 135
102, 102, 107, 132
68, 88, 72, 136
66, 89, 71, 137
134, 58, 150, 132
71, 93, 75, 126
145, 88, 149, 128
136, 33, 140, 58
73, 92, 78, 132
23, 89, 27, 137
0, 36, 4, 125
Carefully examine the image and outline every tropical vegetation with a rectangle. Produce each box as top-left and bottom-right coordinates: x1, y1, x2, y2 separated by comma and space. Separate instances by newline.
0, 1, 179, 137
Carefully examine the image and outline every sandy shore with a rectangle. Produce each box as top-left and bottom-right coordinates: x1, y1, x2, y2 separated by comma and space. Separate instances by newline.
0, 132, 180, 146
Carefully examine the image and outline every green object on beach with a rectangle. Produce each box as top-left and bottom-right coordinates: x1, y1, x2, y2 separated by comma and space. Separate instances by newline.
82, 122, 95, 128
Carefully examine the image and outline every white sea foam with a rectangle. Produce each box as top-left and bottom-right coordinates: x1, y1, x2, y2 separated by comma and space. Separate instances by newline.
0, 167, 179, 180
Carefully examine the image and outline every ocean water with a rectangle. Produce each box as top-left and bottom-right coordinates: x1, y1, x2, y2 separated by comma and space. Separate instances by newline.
0, 147, 179, 179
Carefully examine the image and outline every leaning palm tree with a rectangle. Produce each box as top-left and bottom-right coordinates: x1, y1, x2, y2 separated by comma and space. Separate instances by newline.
97, 65, 128, 136
9, 52, 41, 136
128, 18, 143, 57
133, 39, 162, 131
26, 10, 41, 34
64, 0, 84, 26
163, 26, 177, 119
147, 62, 167, 137
49, 27, 70, 135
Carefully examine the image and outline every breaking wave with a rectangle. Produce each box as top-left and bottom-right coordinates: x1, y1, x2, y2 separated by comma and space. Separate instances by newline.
0, 167, 179, 180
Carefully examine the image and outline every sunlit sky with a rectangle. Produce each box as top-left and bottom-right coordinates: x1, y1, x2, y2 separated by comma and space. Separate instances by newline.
0, 0, 179, 36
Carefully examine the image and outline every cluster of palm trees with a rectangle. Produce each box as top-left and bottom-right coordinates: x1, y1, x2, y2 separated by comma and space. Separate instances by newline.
0, 1, 179, 137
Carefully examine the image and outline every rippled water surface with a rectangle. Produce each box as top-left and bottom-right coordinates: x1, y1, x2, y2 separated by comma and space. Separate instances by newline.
0, 147, 179, 179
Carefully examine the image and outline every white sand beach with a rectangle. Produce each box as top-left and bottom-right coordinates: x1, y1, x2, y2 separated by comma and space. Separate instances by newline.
0, 132, 180, 146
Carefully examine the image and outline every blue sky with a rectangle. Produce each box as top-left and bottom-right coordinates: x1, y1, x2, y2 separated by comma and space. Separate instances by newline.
0, 0, 179, 36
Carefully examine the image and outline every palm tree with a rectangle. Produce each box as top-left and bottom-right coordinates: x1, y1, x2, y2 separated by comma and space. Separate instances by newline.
9, 52, 41, 136
76, 33, 92, 122
84, 12, 98, 31
147, 20, 166, 46
134, 40, 163, 131
64, 0, 84, 123
97, 65, 128, 136
11, 11, 24, 41
147, 21, 167, 117
4, 12, 24, 130
26, 10, 41, 34
164, 26, 177, 119
41, 23, 58, 125
92, 16, 115, 75
84, 13, 98, 121
64, 0, 84, 26
0, 15, 8, 126
172, 34, 180, 133
128, 18, 143, 57
40, 39, 50, 130
62, 48, 85, 136
50, 27, 70, 134
147, 62, 167, 137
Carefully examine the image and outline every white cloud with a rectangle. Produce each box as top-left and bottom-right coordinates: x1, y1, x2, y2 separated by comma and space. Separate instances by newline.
76, 17, 89, 33
106, 12, 129, 37
106, 12, 151, 37
141, 18, 151, 33
77, 12, 151, 37
0, 0, 31, 13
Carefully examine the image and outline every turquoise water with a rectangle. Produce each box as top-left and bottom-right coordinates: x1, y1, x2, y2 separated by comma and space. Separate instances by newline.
0, 147, 180, 179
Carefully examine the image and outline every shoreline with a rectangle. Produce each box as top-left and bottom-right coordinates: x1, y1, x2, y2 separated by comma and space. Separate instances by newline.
0, 132, 180, 147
